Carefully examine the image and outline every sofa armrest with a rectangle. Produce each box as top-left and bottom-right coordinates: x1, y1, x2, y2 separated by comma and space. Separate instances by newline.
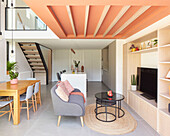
51, 84, 84, 116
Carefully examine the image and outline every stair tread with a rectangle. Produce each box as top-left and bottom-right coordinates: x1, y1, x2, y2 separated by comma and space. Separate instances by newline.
28, 59, 42, 62
24, 51, 39, 55
26, 55, 40, 58
21, 46, 37, 50
32, 67, 45, 69
30, 63, 43, 66
34, 70, 46, 73
32, 66, 44, 68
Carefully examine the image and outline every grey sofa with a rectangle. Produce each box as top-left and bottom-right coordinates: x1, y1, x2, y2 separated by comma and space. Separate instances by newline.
51, 84, 85, 127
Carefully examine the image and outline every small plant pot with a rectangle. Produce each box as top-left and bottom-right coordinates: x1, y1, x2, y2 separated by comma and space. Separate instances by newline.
10, 79, 18, 85
131, 85, 137, 91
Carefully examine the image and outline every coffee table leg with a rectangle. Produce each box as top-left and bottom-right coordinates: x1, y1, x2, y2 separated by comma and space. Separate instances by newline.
105, 106, 107, 121
115, 102, 117, 120
96, 101, 97, 113
118, 101, 120, 117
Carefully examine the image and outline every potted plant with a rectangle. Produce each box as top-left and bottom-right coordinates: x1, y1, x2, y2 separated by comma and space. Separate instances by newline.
131, 74, 137, 91
9, 71, 19, 84
152, 39, 158, 47
73, 60, 80, 73
7, 61, 17, 75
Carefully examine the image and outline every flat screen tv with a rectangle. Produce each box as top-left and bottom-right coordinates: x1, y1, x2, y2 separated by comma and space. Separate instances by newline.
137, 67, 157, 101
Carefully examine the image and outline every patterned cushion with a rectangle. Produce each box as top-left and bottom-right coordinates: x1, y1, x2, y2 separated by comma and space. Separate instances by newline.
58, 82, 69, 96
63, 80, 74, 93
55, 86, 69, 102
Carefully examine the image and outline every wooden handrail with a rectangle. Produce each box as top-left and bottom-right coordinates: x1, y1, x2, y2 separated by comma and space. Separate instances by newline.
17, 13, 25, 30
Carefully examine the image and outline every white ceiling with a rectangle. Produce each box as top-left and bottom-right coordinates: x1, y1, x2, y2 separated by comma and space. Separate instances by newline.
14, 39, 114, 49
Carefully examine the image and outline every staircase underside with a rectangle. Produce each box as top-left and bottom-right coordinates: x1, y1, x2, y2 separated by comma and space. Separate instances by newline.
18, 42, 48, 84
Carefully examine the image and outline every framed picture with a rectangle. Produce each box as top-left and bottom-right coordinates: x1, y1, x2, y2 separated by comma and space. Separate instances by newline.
165, 69, 170, 79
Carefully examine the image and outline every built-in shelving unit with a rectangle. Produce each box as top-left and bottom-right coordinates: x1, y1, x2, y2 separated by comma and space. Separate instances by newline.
159, 44, 170, 48
160, 77, 170, 82
160, 108, 170, 116
130, 47, 158, 54
123, 30, 158, 131
160, 93, 170, 99
159, 61, 170, 64
158, 25, 170, 136
129, 90, 157, 107
123, 25, 170, 136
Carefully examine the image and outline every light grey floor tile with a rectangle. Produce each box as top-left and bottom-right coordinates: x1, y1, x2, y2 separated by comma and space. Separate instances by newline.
0, 81, 159, 136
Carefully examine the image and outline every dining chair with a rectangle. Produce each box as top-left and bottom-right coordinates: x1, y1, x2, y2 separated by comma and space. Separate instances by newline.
0, 100, 13, 121
57, 72, 61, 81
20, 85, 35, 120
62, 70, 66, 73
0, 81, 10, 101
33, 82, 41, 111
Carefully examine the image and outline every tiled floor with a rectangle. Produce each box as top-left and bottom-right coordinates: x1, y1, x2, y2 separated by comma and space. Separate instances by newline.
0, 82, 159, 136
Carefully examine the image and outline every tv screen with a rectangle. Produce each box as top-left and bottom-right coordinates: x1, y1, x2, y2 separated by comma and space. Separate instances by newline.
137, 67, 157, 101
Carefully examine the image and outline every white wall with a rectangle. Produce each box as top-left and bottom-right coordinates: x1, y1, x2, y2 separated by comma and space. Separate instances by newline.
52, 49, 101, 82
116, 40, 124, 94
84, 50, 101, 81
0, 1, 8, 81
141, 52, 158, 68
0, 39, 8, 81
52, 49, 70, 81
102, 40, 125, 94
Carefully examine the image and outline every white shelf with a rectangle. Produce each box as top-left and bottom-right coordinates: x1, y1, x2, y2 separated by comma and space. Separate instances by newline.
160, 78, 170, 82
160, 93, 170, 100
160, 109, 170, 117
159, 44, 170, 48
130, 47, 158, 54
159, 61, 170, 64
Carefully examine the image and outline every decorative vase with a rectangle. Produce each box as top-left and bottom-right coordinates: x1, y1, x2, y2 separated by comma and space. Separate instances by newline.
81, 65, 84, 72
75, 67, 78, 73
131, 85, 137, 91
10, 79, 18, 85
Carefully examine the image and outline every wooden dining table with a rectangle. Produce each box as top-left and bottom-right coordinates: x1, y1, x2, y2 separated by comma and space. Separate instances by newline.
0, 80, 41, 125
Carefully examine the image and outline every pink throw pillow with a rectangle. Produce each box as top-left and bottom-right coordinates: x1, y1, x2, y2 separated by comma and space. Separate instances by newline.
55, 86, 69, 102
63, 80, 74, 93
58, 82, 69, 96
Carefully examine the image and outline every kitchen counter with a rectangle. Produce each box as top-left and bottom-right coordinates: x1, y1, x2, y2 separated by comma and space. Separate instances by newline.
61, 72, 87, 99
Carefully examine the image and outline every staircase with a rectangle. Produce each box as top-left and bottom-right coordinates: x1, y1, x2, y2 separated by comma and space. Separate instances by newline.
18, 42, 48, 85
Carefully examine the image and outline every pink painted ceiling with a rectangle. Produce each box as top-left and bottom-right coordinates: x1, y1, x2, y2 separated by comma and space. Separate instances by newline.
23, 0, 170, 39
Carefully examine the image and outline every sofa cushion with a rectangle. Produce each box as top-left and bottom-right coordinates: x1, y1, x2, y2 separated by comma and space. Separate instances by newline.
55, 86, 69, 102
63, 80, 74, 93
69, 89, 85, 115
58, 82, 69, 96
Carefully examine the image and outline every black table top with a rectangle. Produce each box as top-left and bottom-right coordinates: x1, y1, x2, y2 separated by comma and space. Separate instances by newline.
95, 92, 124, 102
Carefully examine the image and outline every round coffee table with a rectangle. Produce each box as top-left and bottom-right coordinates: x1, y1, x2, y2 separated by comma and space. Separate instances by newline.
95, 92, 125, 122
